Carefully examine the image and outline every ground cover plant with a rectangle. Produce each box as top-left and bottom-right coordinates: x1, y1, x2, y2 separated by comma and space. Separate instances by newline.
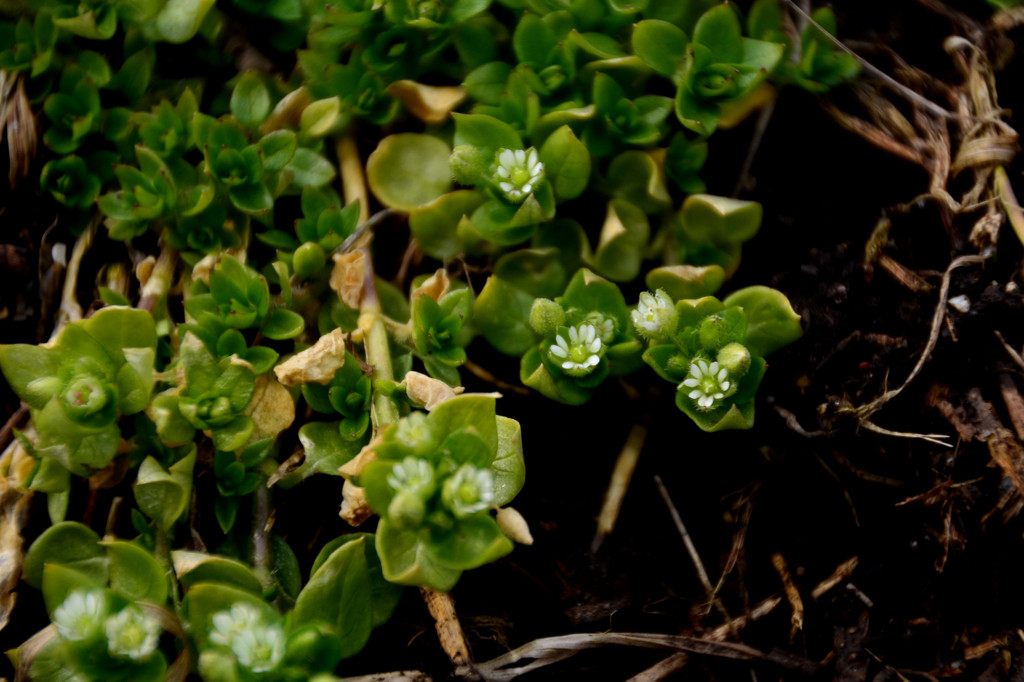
2, 0, 1024, 679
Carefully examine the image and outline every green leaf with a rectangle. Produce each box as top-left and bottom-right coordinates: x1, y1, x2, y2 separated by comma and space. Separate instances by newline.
174, 551, 263, 595
81, 306, 158, 366
375, 521, 461, 591
133, 450, 195, 531
680, 193, 762, 245
103, 540, 168, 604
286, 148, 337, 188
473, 276, 536, 356
258, 130, 298, 174
606, 149, 673, 214
722, 286, 803, 357
463, 62, 511, 105
229, 181, 273, 215
692, 3, 743, 62
409, 190, 487, 261
309, 534, 404, 629
23, 521, 106, 589
152, 0, 216, 43
426, 515, 512, 570
645, 264, 725, 300
277, 421, 365, 487
451, 113, 522, 154
0, 344, 59, 409
262, 308, 306, 339
211, 415, 254, 451
539, 125, 590, 201
632, 20, 688, 77
591, 198, 649, 282
291, 537, 372, 659
427, 394, 497, 455
367, 134, 452, 211
300, 97, 343, 139
492, 416, 525, 506
232, 72, 271, 129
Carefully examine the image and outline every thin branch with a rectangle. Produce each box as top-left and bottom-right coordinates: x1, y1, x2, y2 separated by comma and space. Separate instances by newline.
592, 424, 647, 552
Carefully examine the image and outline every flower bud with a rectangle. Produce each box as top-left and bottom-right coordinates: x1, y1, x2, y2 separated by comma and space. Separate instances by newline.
529, 298, 565, 337
716, 342, 750, 377
293, 242, 327, 279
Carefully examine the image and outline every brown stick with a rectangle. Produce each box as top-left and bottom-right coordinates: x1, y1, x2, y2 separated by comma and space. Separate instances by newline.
419, 587, 477, 676
592, 424, 647, 551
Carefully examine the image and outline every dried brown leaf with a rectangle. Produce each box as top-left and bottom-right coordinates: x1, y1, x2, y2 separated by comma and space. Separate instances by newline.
330, 251, 366, 309
274, 328, 347, 386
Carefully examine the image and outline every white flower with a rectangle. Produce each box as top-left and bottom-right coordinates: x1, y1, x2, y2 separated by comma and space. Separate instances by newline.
548, 323, 603, 377
209, 603, 285, 674
105, 605, 161, 661
53, 589, 107, 642
631, 290, 676, 339
387, 456, 435, 495
679, 359, 732, 410
494, 147, 544, 202
442, 465, 495, 519
231, 622, 285, 673
209, 603, 263, 648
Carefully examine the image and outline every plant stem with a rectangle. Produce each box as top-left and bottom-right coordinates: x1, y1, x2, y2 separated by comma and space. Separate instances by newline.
139, 242, 179, 314
154, 524, 181, 613
252, 482, 273, 589
360, 252, 400, 429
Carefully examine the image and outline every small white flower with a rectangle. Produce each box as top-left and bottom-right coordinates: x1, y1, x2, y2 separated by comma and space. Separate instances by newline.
679, 359, 732, 410
209, 602, 285, 674
209, 603, 263, 648
106, 605, 161, 661
548, 323, 603, 377
53, 589, 107, 642
387, 457, 435, 495
631, 290, 676, 339
442, 465, 495, 519
231, 622, 285, 673
494, 147, 544, 202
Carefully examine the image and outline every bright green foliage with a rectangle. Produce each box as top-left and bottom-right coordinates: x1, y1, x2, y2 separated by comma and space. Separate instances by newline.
149, 334, 256, 450
361, 395, 525, 591
412, 288, 472, 386
0, 307, 157, 480
639, 286, 802, 430
301, 351, 373, 440
520, 269, 642, 404
98, 145, 217, 242
184, 254, 305, 350
675, 193, 763, 277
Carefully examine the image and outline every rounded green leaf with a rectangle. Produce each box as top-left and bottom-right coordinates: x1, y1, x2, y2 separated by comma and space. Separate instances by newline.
722, 286, 803, 357
231, 72, 271, 129
492, 416, 525, 506
103, 540, 168, 604
646, 264, 725, 300
473, 276, 537, 356
539, 125, 591, 201
427, 515, 512, 570
680, 193, 762, 244
375, 520, 462, 592
23, 521, 107, 589
173, 551, 263, 595
632, 20, 688, 77
262, 307, 306, 340
291, 537, 372, 659
592, 199, 649, 282
409, 190, 487, 260
367, 134, 452, 211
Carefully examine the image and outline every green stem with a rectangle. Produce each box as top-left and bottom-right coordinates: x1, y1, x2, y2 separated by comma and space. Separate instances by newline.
154, 525, 181, 613
361, 248, 400, 430
251, 482, 272, 589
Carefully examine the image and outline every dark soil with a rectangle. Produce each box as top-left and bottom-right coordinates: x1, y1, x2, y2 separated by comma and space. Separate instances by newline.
5, 1, 1024, 680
